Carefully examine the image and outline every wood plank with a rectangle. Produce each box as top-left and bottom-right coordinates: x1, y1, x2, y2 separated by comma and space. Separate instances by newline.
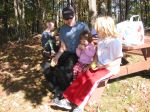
123, 38, 150, 51
123, 43, 150, 51
111, 59, 150, 79
125, 49, 143, 56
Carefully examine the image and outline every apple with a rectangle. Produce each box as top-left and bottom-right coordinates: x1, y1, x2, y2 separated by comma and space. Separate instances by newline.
90, 61, 97, 69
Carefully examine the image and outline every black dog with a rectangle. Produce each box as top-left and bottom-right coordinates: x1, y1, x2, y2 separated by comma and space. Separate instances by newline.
43, 51, 78, 93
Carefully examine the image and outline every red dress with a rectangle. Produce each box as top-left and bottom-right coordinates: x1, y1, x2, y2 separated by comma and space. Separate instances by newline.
63, 68, 110, 106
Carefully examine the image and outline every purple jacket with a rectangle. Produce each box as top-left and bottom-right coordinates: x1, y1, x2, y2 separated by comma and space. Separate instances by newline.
76, 43, 96, 64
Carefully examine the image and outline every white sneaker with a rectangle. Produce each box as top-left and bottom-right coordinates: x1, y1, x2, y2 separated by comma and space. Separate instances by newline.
73, 107, 83, 112
53, 99, 72, 110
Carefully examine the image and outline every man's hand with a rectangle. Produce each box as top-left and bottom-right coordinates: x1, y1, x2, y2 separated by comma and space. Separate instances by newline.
51, 56, 58, 67
50, 40, 65, 67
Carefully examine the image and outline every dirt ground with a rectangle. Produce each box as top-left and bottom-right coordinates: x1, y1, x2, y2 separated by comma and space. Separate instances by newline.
0, 35, 65, 112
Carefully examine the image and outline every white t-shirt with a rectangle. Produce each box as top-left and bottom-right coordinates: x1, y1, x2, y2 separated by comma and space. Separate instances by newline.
97, 37, 123, 74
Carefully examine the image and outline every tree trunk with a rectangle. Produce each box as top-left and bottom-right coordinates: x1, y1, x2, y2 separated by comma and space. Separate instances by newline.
32, 0, 43, 34
3, 0, 8, 32
144, 1, 148, 26
98, 1, 107, 16
14, 0, 20, 38
2, 0, 8, 42
125, 0, 129, 20
119, 0, 122, 22
14, 0, 19, 25
14, 0, 26, 40
107, 0, 112, 16
140, 0, 143, 21
88, 0, 97, 28
52, 0, 55, 20
88, 0, 97, 18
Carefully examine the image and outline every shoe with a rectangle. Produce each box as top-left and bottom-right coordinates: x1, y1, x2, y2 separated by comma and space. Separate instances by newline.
52, 97, 59, 103
53, 99, 72, 110
73, 107, 83, 112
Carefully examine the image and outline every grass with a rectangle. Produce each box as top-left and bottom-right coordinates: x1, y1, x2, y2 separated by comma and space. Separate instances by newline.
99, 73, 150, 112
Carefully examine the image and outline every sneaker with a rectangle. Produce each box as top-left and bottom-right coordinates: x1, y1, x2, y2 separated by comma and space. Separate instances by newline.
53, 99, 72, 110
52, 97, 59, 103
73, 107, 83, 112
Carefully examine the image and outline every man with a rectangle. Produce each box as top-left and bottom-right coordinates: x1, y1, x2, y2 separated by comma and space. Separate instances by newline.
51, 6, 89, 66
46, 6, 89, 92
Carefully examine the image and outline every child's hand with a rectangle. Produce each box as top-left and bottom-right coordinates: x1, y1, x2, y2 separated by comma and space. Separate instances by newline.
78, 44, 85, 50
90, 62, 104, 70
90, 61, 97, 70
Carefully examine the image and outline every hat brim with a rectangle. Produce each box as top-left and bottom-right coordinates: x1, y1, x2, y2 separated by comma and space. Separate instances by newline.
63, 15, 74, 20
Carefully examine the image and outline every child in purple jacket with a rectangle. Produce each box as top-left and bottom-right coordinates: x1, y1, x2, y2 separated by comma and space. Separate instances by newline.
73, 31, 96, 80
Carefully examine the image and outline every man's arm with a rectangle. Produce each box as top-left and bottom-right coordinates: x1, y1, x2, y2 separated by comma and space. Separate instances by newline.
51, 41, 66, 66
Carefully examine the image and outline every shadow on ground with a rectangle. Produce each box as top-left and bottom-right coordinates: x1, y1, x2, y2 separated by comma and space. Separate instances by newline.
0, 36, 53, 105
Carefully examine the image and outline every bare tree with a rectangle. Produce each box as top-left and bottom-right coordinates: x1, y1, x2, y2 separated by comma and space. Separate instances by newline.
88, 0, 97, 17
119, 0, 122, 22
14, 0, 26, 40
107, 0, 112, 16
88, 0, 97, 27
125, 0, 129, 20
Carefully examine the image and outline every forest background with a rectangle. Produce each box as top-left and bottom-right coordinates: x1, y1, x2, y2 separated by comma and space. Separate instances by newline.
0, 0, 150, 45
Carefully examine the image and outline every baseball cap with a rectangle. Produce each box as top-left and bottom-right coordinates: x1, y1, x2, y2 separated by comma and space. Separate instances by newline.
62, 6, 75, 20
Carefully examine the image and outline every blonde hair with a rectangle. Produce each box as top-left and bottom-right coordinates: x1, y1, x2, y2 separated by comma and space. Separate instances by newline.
94, 16, 118, 39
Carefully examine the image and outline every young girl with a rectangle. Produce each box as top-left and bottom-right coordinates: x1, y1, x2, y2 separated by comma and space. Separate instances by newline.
73, 31, 96, 80
53, 16, 123, 112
